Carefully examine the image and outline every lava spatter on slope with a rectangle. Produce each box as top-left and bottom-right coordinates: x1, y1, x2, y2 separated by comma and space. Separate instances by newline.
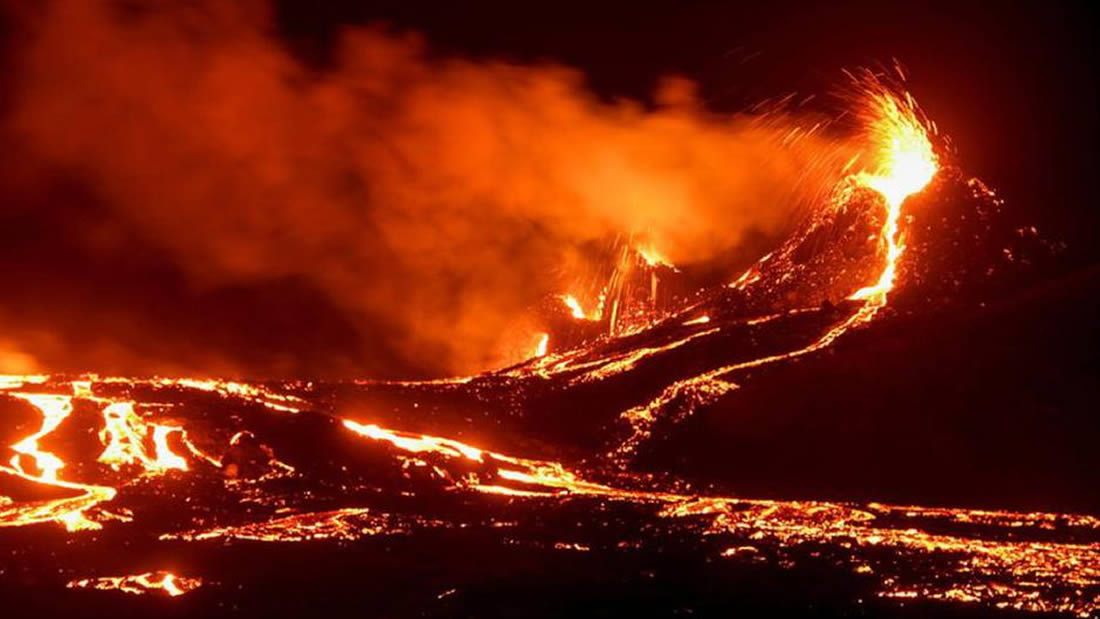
0, 83, 1094, 617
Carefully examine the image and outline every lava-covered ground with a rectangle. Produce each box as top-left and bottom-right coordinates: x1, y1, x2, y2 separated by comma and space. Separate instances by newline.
1, 158, 1098, 618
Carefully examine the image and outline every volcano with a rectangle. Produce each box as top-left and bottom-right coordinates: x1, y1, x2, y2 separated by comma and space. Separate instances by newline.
1, 81, 1098, 619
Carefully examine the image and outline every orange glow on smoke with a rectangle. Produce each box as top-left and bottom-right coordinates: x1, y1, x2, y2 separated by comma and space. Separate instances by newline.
4, 3, 872, 378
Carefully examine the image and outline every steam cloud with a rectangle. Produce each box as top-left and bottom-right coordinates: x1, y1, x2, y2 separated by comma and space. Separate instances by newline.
0, 1, 855, 378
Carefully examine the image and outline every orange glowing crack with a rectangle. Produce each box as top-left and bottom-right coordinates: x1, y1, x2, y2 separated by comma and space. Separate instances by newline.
67, 571, 201, 596
0, 393, 117, 530
341, 416, 680, 501
160, 507, 433, 543
1, 382, 233, 530
152, 377, 305, 413
728, 255, 768, 289
343, 419, 486, 462
0, 465, 117, 531
8, 394, 74, 482
566, 327, 720, 385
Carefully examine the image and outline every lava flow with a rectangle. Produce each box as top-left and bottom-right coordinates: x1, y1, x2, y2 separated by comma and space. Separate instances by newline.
67, 571, 202, 597
1, 81, 1096, 619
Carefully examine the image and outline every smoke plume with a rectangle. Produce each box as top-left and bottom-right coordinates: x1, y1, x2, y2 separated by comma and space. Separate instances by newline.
0, 1, 855, 378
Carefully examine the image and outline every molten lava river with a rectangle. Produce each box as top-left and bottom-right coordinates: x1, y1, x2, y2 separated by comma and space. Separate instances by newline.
1, 86, 1097, 618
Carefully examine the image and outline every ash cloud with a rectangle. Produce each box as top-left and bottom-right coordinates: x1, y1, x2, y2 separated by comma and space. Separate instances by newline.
0, 1, 854, 378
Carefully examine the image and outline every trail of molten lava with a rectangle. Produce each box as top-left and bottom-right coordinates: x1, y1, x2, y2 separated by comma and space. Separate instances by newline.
0, 378, 275, 530
849, 86, 937, 306
8, 394, 73, 482
0, 393, 117, 531
67, 571, 202, 596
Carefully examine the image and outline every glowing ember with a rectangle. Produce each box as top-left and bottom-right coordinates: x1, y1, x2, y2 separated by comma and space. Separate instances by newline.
161, 507, 425, 543
681, 315, 710, 326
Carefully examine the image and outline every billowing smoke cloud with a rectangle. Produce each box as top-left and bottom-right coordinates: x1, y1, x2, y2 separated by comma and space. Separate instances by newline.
0, 1, 854, 378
